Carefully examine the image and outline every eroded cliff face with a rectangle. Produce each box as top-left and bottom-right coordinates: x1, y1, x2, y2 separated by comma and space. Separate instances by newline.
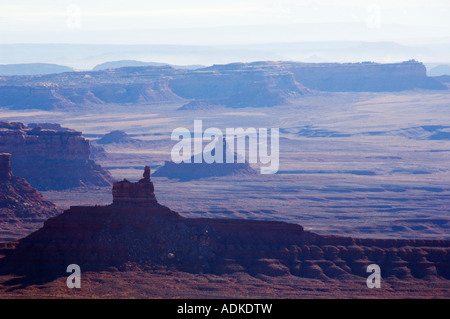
0, 153, 60, 242
284, 60, 445, 92
0, 121, 114, 190
1, 168, 448, 282
0, 60, 445, 110
171, 67, 310, 108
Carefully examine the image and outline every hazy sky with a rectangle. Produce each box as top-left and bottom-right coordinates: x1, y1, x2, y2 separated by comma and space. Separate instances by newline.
1, 0, 450, 44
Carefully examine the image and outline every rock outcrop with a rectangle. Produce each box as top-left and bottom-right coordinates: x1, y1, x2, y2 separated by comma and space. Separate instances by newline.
0, 121, 114, 190
0, 153, 60, 242
0, 167, 448, 283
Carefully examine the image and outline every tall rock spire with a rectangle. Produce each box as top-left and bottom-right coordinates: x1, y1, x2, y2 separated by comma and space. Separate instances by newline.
139, 166, 151, 183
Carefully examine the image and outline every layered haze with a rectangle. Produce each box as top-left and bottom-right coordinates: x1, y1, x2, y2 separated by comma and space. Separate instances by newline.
0, 0, 449, 299
1, 1, 450, 68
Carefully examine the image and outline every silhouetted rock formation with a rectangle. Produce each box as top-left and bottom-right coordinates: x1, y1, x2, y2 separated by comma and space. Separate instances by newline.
112, 166, 157, 206
0, 121, 114, 190
0, 153, 60, 242
153, 141, 258, 181
0, 167, 448, 284
0, 60, 445, 110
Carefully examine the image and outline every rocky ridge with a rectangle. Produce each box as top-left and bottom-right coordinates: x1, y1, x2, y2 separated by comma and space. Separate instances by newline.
0, 167, 448, 283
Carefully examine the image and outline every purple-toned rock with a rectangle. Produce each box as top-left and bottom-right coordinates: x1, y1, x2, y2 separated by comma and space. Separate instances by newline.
0, 153, 60, 242
0, 121, 114, 190
0, 153, 12, 180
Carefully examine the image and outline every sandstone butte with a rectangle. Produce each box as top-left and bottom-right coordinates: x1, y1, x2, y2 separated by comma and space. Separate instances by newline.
0, 153, 60, 243
0, 166, 449, 284
0, 121, 114, 190
153, 140, 257, 181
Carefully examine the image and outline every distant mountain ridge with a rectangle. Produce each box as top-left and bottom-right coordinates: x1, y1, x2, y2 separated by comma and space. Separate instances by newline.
0, 63, 73, 76
427, 64, 450, 76
93, 60, 204, 71
0, 60, 203, 76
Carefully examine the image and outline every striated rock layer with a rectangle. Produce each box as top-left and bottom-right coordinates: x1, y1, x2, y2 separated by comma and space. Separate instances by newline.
0, 153, 60, 242
0, 121, 114, 190
0, 167, 448, 283
0, 60, 445, 110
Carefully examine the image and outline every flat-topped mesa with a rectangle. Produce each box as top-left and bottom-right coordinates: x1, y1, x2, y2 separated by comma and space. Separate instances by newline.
0, 153, 12, 180
112, 166, 157, 206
